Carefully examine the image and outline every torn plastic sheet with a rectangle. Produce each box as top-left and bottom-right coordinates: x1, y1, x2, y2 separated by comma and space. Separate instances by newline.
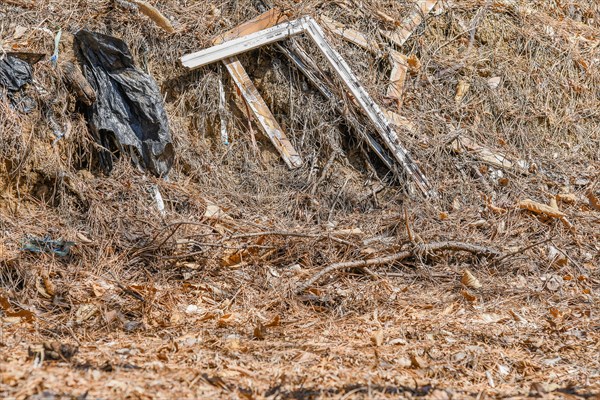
0, 54, 37, 112
74, 30, 174, 177
0, 55, 32, 92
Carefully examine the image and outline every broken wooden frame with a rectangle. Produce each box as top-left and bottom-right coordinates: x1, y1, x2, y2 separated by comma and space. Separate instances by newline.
182, 16, 434, 197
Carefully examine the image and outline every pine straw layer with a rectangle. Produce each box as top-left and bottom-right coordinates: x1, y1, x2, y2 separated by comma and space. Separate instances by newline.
1, 0, 599, 398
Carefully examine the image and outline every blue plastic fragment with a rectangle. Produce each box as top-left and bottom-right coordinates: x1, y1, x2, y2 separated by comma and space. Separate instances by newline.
21, 235, 75, 257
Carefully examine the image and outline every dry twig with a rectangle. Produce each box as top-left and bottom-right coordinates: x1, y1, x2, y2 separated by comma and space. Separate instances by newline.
295, 241, 502, 294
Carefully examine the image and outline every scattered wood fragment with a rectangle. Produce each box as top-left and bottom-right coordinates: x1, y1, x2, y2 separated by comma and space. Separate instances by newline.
451, 136, 529, 174
518, 199, 574, 231
384, 110, 417, 132
295, 241, 502, 294
129, 0, 175, 33
212, 8, 289, 45
387, 52, 408, 109
319, 16, 407, 110
587, 188, 600, 211
461, 269, 482, 289
319, 15, 381, 54
484, 195, 507, 214
380, 0, 439, 48
277, 40, 399, 175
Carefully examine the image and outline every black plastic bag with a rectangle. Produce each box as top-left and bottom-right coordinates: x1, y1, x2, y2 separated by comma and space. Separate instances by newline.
0, 54, 37, 113
74, 30, 174, 177
0, 55, 32, 92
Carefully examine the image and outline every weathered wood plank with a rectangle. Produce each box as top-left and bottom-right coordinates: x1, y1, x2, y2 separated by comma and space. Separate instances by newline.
212, 8, 289, 45
213, 9, 302, 168
224, 57, 303, 169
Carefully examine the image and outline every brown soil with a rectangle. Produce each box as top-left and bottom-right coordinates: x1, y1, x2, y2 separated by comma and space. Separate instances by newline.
1, 0, 599, 398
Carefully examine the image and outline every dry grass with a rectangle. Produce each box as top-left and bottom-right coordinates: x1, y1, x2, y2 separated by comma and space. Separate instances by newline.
1, 0, 599, 398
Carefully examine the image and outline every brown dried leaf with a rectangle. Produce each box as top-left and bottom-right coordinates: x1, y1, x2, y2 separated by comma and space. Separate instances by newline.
217, 313, 236, 328
42, 275, 55, 296
549, 307, 561, 319
455, 80, 470, 104
484, 195, 507, 214
35, 278, 51, 299
371, 330, 384, 347
586, 189, 600, 211
410, 354, 429, 369
518, 199, 565, 218
509, 309, 527, 323
461, 269, 482, 289
556, 193, 577, 204
253, 321, 266, 340
461, 290, 477, 302
407, 54, 421, 73
265, 315, 280, 327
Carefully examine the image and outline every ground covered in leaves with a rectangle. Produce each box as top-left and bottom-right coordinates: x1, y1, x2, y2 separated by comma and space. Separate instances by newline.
1, 0, 599, 398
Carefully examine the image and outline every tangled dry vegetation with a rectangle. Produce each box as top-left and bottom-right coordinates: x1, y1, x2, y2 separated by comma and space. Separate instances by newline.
1, 0, 599, 398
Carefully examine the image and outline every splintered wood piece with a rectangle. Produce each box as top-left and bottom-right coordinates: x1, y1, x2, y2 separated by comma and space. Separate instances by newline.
381, 0, 438, 48
384, 110, 416, 132
224, 58, 302, 169
212, 8, 289, 45
319, 15, 381, 54
130, 0, 175, 33
303, 19, 434, 197
387, 51, 408, 108
320, 17, 407, 111
451, 136, 530, 174
217, 78, 229, 145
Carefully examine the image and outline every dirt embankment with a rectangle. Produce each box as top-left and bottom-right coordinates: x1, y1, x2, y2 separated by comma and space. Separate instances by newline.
1, 0, 599, 398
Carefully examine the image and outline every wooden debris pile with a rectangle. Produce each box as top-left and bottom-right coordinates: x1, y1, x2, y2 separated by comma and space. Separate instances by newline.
181, 3, 442, 197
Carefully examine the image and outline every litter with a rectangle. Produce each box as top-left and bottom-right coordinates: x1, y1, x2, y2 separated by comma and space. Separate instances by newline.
380, 0, 439, 48
0, 53, 38, 112
50, 28, 62, 66
451, 136, 530, 174
0, 54, 32, 92
74, 30, 174, 177
319, 15, 407, 109
21, 236, 75, 257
